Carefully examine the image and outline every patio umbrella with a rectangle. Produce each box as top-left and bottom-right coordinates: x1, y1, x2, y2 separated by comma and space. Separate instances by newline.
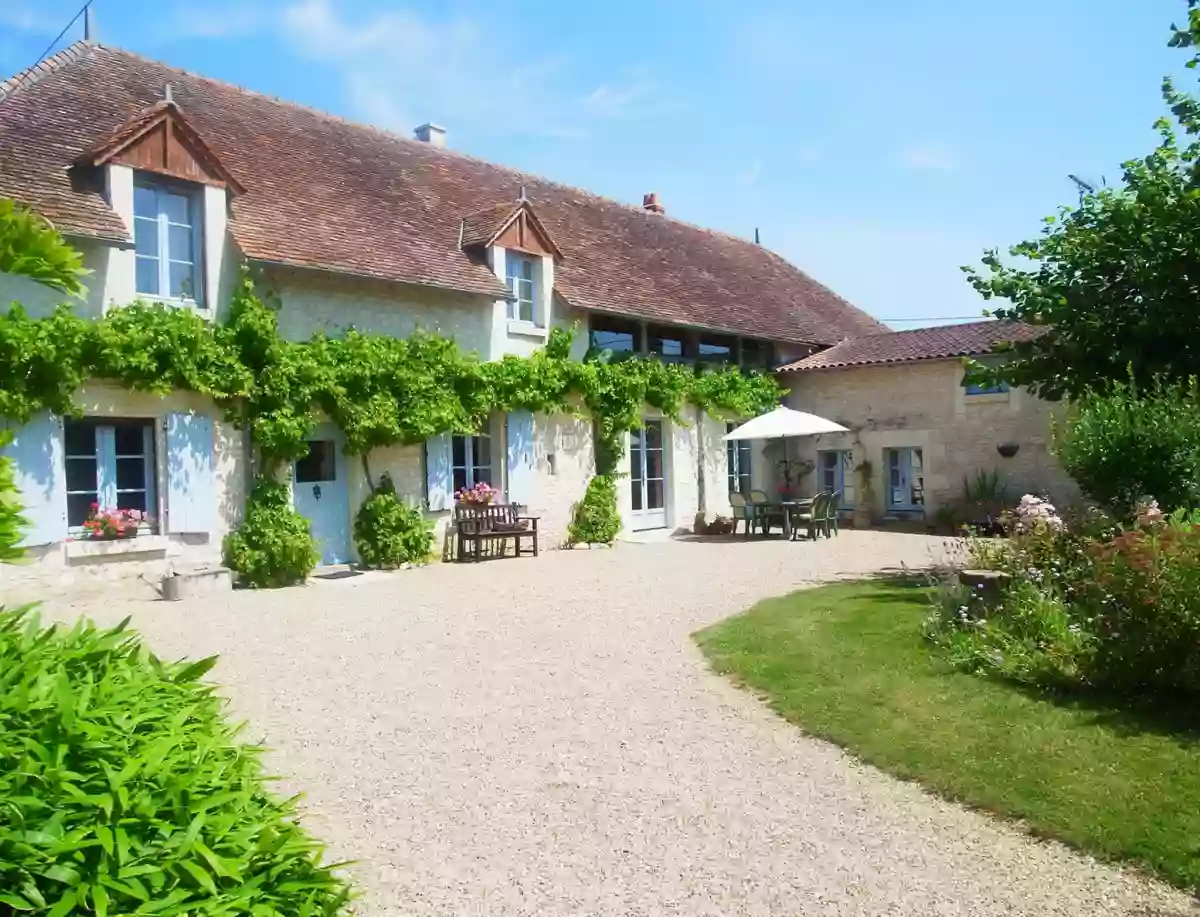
721, 406, 848, 441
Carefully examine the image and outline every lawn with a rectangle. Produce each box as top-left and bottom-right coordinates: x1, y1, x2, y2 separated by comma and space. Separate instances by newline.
694, 578, 1200, 892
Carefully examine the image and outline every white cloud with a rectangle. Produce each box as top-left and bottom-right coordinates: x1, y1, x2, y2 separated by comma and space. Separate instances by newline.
172, 6, 266, 39
280, 0, 656, 139
0, 2, 53, 32
896, 143, 960, 172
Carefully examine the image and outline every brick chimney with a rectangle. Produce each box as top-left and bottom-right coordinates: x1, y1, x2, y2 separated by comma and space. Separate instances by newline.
413, 123, 447, 148
642, 192, 665, 214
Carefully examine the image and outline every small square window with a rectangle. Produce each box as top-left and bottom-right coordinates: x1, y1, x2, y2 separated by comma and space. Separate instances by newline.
295, 441, 337, 483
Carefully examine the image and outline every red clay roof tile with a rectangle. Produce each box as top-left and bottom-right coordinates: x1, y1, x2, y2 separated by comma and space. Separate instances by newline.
779, 320, 1044, 371
0, 43, 887, 344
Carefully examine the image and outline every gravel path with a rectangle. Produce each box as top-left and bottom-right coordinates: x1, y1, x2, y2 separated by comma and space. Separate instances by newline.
49, 532, 1194, 916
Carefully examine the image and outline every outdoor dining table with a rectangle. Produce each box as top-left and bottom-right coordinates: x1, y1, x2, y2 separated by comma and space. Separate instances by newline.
756, 498, 813, 539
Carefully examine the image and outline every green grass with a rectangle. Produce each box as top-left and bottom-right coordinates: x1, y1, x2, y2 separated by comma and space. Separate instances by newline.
694, 578, 1200, 892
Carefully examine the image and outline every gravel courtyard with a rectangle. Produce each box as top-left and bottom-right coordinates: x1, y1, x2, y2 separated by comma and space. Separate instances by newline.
51, 532, 1193, 916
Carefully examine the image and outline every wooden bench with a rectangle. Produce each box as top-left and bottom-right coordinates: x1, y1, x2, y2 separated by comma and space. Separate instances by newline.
454, 503, 539, 562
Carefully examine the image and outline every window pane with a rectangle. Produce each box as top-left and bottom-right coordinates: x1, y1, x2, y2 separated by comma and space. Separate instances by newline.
647, 478, 664, 510
645, 449, 663, 481
66, 457, 97, 493
168, 224, 193, 261
631, 481, 643, 511
474, 434, 491, 466
134, 185, 157, 218
134, 217, 159, 256
295, 440, 336, 482
698, 336, 733, 362
116, 490, 146, 513
68, 492, 96, 527
162, 192, 190, 225
472, 466, 492, 486
629, 448, 643, 482
114, 423, 146, 456
65, 420, 95, 456
453, 469, 467, 491
648, 328, 682, 357
644, 422, 663, 450
169, 260, 197, 299
116, 456, 146, 491
452, 435, 467, 467
136, 257, 160, 295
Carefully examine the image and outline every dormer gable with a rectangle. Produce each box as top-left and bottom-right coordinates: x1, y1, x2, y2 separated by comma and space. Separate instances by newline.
78, 100, 245, 194
460, 198, 561, 260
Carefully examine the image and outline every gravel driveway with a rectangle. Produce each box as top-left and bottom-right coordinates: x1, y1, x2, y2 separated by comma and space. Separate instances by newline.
51, 532, 1193, 916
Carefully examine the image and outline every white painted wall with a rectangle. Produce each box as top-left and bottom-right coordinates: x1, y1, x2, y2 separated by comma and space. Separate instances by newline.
0, 383, 245, 593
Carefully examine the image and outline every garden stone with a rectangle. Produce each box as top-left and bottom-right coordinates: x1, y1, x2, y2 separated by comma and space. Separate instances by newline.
959, 569, 1012, 609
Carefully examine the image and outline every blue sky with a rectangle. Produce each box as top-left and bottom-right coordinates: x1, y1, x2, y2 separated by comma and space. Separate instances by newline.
0, 0, 1192, 327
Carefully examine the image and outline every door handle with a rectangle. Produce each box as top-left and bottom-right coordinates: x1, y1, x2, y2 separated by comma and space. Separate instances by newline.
312, 484, 322, 500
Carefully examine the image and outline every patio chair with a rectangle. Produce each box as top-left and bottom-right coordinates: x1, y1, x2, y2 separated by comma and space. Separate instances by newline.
748, 489, 784, 536
729, 492, 753, 537
824, 490, 843, 537
792, 492, 829, 541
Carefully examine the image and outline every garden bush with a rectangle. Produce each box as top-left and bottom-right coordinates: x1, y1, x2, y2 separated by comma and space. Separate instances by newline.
928, 496, 1200, 698
222, 477, 318, 588
0, 607, 352, 915
1055, 378, 1200, 516
567, 474, 621, 545
353, 473, 433, 568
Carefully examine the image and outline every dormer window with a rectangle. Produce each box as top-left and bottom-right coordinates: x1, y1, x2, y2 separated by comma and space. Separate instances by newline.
134, 178, 203, 305
506, 253, 536, 323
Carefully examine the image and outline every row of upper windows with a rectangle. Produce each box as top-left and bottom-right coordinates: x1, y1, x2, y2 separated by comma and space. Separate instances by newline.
588, 314, 775, 369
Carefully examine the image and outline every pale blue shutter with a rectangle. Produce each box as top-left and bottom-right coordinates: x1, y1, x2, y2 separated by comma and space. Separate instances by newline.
2, 413, 67, 546
166, 412, 214, 534
506, 411, 535, 504
425, 434, 453, 511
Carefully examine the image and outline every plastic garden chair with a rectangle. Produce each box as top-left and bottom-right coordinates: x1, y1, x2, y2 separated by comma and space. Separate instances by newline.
748, 489, 783, 536
824, 490, 842, 537
729, 492, 752, 537
792, 492, 828, 540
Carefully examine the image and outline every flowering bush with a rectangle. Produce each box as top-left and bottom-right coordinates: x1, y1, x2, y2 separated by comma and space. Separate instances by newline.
80, 504, 151, 539
928, 494, 1200, 698
454, 481, 497, 505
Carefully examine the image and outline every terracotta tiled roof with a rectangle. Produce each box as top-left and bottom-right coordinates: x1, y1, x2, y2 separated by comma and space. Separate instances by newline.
0, 43, 887, 344
779, 320, 1044, 371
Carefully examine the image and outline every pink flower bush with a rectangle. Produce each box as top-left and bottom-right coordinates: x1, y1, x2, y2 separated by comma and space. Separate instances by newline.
1008, 494, 1063, 535
454, 481, 497, 505
81, 505, 152, 539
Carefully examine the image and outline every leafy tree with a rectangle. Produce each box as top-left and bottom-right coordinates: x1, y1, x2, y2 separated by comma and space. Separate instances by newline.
0, 200, 90, 558
965, 5, 1200, 399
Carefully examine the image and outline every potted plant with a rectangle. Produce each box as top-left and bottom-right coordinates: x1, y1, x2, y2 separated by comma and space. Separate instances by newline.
454, 481, 498, 506
81, 505, 149, 540
776, 457, 814, 500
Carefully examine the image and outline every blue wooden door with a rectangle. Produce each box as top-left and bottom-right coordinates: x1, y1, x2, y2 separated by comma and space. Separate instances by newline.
887, 447, 925, 511
293, 424, 350, 565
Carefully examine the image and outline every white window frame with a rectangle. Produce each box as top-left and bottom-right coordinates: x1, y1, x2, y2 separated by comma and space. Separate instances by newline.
64, 418, 157, 532
133, 176, 204, 307
505, 253, 537, 324
726, 425, 752, 495
452, 432, 493, 492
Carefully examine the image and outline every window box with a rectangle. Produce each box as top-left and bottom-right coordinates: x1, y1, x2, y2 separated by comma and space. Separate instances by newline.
66, 534, 170, 560
507, 319, 547, 339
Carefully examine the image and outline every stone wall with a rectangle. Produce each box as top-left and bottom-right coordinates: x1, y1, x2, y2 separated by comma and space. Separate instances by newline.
784, 359, 1079, 520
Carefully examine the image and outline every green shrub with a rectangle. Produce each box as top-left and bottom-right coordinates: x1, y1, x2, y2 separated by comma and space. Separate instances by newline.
0, 434, 27, 562
567, 474, 621, 545
0, 608, 352, 914
222, 477, 318, 588
1056, 378, 1200, 515
353, 473, 432, 568
1080, 522, 1200, 694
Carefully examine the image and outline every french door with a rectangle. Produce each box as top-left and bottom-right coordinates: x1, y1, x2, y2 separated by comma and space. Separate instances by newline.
630, 420, 666, 530
887, 447, 925, 511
